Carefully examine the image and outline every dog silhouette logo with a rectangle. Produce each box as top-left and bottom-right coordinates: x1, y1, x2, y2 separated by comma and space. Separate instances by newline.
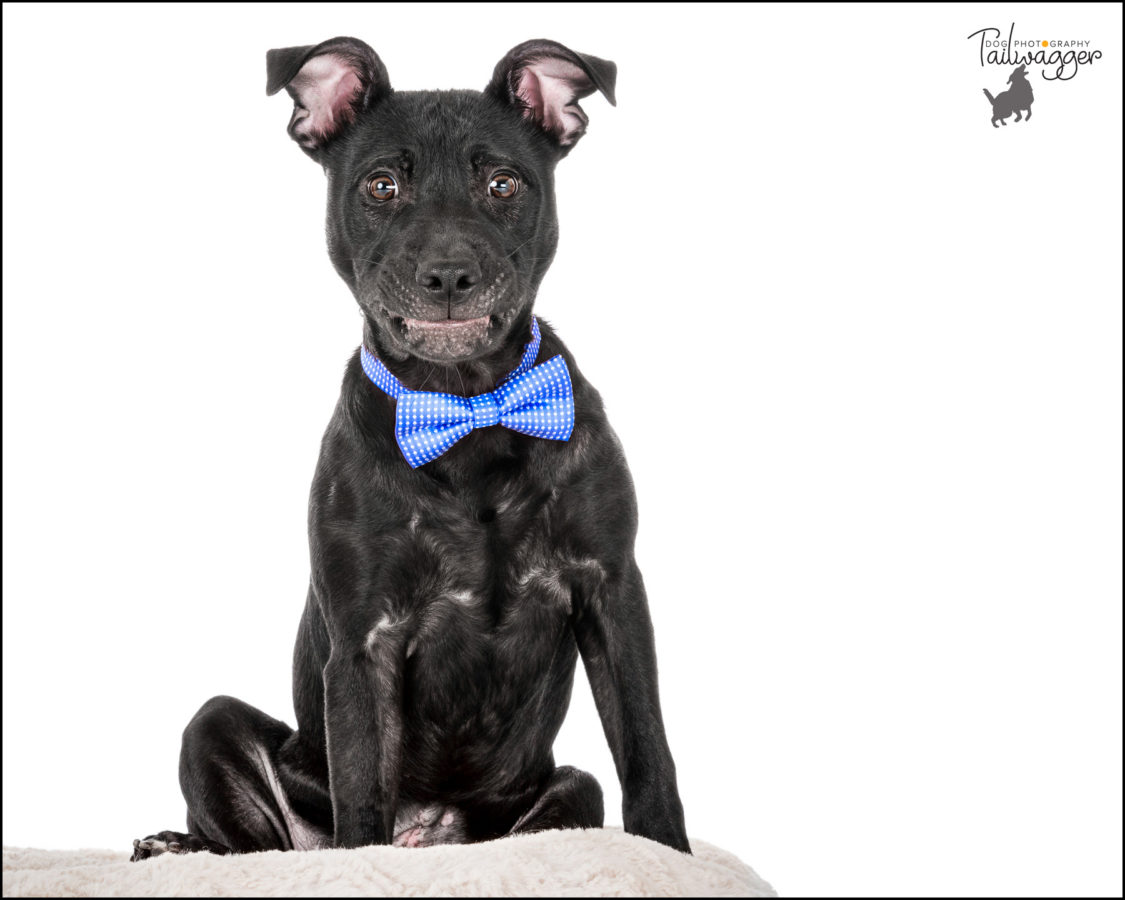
983, 64, 1035, 127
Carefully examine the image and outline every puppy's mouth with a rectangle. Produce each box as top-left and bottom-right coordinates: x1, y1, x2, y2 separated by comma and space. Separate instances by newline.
400, 315, 491, 340
382, 311, 502, 362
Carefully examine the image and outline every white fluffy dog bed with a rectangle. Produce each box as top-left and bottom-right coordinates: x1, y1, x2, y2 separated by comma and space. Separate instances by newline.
2, 827, 775, 897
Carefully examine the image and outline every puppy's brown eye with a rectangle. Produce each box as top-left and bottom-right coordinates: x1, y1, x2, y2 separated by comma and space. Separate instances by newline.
488, 173, 518, 199
368, 174, 398, 201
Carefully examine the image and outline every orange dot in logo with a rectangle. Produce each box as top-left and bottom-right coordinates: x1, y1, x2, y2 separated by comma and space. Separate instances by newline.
1042, 40, 1049, 47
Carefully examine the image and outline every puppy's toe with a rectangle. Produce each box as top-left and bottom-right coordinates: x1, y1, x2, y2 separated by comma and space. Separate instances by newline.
130, 837, 165, 862
130, 830, 231, 861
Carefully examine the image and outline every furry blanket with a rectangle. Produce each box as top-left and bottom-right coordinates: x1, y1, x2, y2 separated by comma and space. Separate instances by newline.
2, 828, 775, 897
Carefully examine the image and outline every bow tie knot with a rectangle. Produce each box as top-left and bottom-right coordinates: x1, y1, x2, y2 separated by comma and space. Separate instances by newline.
469, 392, 500, 429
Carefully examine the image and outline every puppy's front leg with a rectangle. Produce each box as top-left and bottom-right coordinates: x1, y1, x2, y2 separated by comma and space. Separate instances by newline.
574, 559, 691, 854
323, 617, 406, 848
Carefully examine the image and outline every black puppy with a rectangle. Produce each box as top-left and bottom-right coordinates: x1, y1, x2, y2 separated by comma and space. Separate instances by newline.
132, 36, 690, 861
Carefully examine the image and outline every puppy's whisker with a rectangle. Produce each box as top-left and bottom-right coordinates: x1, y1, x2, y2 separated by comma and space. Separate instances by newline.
504, 237, 536, 260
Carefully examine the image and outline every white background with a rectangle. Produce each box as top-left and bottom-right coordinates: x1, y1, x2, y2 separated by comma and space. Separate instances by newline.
3, 3, 1121, 896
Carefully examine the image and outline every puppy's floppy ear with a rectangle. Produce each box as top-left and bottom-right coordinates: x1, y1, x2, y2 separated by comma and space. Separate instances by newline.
485, 39, 616, 154
266, 36, 391, 156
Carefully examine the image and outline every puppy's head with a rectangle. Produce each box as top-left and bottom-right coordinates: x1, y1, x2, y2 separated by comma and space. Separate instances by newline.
267, 38, 616, 365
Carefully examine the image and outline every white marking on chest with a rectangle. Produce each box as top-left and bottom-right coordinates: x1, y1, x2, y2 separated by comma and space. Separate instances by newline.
517, 567, 572, 609
570, 558, 605, 576
366, 614, 408, 653
516, 557, 606, 611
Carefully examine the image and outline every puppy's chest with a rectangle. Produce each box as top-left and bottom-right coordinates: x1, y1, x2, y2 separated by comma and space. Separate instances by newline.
407, 500, 591, 624
400, 503, 601, 716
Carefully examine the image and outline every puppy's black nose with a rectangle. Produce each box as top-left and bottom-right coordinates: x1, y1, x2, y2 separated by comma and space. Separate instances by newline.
416, 258, 482, 303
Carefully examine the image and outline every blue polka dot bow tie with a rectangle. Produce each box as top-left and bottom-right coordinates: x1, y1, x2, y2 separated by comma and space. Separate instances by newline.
359, 317, 575, 468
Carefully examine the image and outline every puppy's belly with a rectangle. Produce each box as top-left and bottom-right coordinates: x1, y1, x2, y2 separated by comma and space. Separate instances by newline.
398, 601, 579, 798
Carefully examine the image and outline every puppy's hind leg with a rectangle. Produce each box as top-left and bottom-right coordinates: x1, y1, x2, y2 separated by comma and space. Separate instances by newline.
131, 695, 332, 860
507, 766, 605, 836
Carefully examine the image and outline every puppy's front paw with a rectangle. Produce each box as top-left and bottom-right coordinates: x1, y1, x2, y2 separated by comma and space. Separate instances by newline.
130, 830, 231, 861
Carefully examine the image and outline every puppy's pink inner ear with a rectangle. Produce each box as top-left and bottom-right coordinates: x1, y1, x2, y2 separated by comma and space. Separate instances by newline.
515, 58, 593, 146
290, 54, 363, 142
